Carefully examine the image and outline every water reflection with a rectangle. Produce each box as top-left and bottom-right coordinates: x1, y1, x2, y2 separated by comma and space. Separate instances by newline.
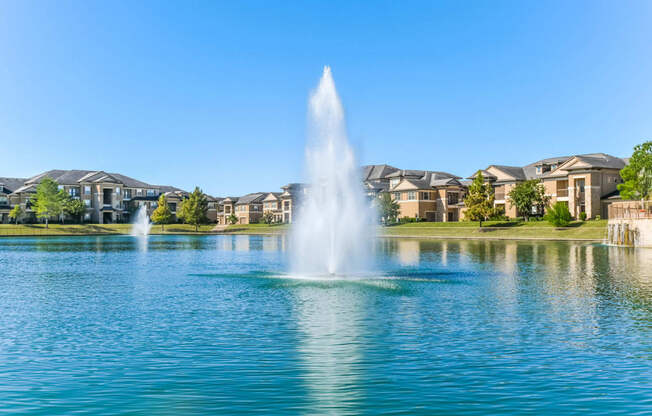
292, 284, 365, 413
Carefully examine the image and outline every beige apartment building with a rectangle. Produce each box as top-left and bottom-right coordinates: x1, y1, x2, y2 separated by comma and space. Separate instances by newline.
216, 193, 266, 225
0, 170, 198, 224
472, 153, 626, 219
363, 165, 466, 222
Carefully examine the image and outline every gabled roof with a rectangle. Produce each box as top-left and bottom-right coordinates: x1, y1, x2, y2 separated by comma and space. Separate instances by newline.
489, 165, 527, 181
468, 170, 497, 180
263, 192, 282, 202
361, 164, 400, 181
0, 177, 27, 195
23, 169, 155, 188
235, 192, 266, 205
221, 196, 239, 204
390, 176, 463, 191
206, 195, 223, 203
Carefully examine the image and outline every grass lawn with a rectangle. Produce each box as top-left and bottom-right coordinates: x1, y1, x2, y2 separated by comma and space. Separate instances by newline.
221, 223, 289, 234
0, 220, 607, 240
0, 223, 216, 236
382, 219, 608, 240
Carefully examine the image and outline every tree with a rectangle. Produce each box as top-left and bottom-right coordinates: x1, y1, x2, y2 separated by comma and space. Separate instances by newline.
618, 140, 652, 201
464, 171, 495, 227
64, 198, 86, 223
508, 179, 550, 221
262, 211, 275, 225
545, 202, 572, 227
228, 213, 238, 225
378, 192, 400, 224
32, 178, 66, 228
178, 187, 208, 231
151, 194, 173, 231
8, 205, 23, 225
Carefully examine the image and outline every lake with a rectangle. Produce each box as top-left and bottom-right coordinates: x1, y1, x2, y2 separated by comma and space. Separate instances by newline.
0, 235, 650, 415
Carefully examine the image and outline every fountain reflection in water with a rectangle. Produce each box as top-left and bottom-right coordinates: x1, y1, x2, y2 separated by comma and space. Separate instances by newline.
290, 66, 376, 277
130, 206, 152, 236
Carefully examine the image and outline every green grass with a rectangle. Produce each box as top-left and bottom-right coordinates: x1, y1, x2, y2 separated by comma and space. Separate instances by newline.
222, 223, 289, 234
0, 220, 607, 240
383, 219, 607, 240
0, 223, 216, 236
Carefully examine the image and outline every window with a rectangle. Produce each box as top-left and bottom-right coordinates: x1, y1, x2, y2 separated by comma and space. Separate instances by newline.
0, 196, 8, 205
536, 166, 542, 174
283, 201, 290, 210
421, 192, 430, 200
84, 213, 91, 221
253, 205, 259, 211
146, 189, 156, 197
551, 164, 557, 170
116, 187, 121, 195
69, 188, 80, 197
84, 186, 91, 195
124, 189, 132, 199
408, 191, 416, 200
151, 202, 158, 208
390, 178, 400, 187
169, 203, 176, 212
393, 192, 401, 200
84, 199, 91, 207
136, 189, 143, 196
447, 193, 459, 205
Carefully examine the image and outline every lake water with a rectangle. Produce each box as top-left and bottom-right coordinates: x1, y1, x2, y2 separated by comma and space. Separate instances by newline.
0, 235, 650, 415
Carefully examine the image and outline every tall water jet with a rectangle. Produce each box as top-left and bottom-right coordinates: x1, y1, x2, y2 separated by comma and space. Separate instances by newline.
130, 205, 152, 236
290, 66, 376, 276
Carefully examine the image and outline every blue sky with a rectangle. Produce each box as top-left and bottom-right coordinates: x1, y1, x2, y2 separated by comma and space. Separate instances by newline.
1, 1, 651, 196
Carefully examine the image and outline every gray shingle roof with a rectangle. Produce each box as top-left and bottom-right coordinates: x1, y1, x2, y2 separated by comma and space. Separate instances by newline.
361, 164, 400, 181
235, 192, 266, 205
0, 177, 27, 194
490, 165, 527, 181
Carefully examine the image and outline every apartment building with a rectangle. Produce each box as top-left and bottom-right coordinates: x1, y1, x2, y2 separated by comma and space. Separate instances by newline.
216, 197, 238, 225
262, 183, 307, 224
363, 165, 467, 222
472, 153, 626, 219
0, 177, 28, 224
216, 193, 266, 225
0, 170, 191, 224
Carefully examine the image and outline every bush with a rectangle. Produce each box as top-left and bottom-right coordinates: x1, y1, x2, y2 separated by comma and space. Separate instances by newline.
399, 216, 425, 224
579, 212, 587, 221
545, 202, 572, 227
595, 215, 601, 221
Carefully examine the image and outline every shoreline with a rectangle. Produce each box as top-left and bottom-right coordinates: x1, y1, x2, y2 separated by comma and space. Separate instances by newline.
0, 230, 604, 242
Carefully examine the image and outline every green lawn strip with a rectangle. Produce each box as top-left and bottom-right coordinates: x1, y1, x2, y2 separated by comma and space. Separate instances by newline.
222, 224, 288, 234
383, 222, 606, 240
1, 221, 607, 240
0, 224, 216, 236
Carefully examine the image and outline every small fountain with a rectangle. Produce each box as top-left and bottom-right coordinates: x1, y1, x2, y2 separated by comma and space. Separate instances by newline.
290, 66, 376, 277
130, 205, 152, 236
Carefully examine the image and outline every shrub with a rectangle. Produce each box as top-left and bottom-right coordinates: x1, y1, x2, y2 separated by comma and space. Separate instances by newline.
545, 202, 572, 227
399, 216, 424, 224
595, 215, 601, 221
579, 212, 587, 221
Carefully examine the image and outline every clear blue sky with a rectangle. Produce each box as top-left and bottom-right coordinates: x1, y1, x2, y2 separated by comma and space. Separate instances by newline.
1, 1, 651, 196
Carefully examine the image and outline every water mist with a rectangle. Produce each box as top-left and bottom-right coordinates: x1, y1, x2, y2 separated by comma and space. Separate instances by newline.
290, 66, 376, 276
130, 205, 152, 236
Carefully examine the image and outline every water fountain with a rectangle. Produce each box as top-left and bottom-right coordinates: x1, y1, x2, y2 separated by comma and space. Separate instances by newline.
130, 205, 152, 236
290, 66, 376, 276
